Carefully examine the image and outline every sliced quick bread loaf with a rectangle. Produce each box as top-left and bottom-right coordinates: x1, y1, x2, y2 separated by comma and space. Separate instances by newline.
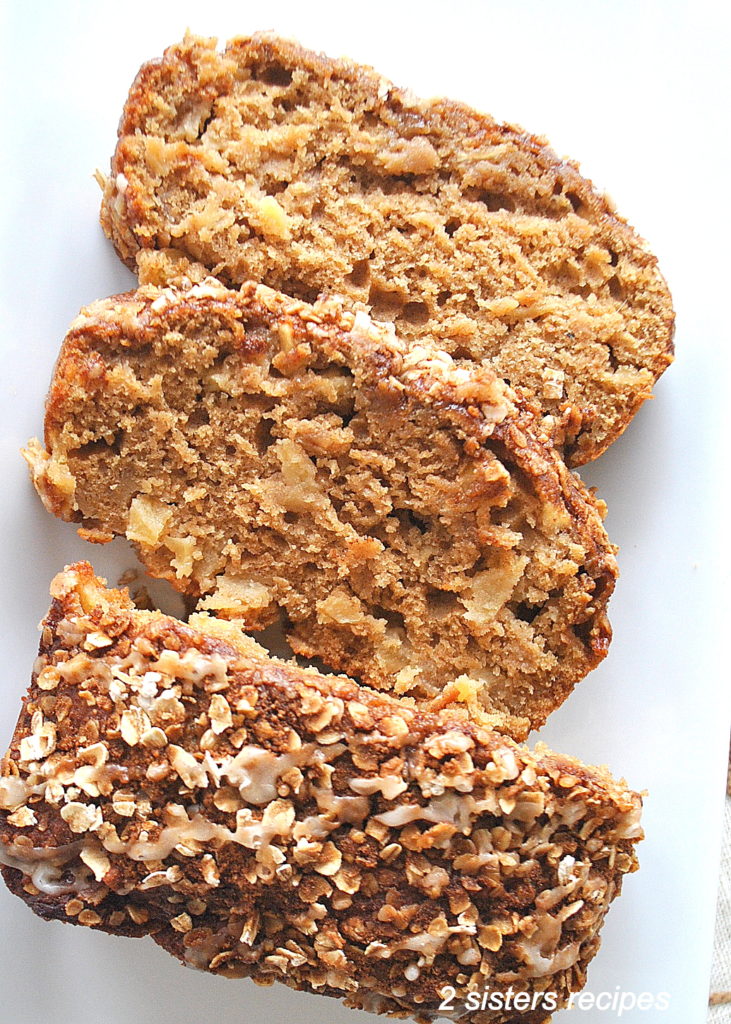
25, 281, 616, 737
101, 32, 674, 465
0, 564, 642, 1023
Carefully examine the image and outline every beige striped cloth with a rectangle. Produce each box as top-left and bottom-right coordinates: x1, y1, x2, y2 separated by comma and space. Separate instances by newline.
708, 746, 731, 1018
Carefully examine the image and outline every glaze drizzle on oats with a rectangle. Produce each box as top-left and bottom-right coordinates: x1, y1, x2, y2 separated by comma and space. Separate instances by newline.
1, 564, 640, 1023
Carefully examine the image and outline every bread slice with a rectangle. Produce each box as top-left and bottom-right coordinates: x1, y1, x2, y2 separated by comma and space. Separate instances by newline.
25, 281, 617, 737
100, 32, 674, 466
0, 564, 642, 1022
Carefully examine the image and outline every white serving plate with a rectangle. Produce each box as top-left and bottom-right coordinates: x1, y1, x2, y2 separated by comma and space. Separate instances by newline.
1, 3, 728, 1023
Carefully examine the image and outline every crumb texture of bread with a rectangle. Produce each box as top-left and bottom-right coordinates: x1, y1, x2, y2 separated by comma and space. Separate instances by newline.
26, 282, 617, 736
0, 565, 642, 1023
101, 32, 674, 465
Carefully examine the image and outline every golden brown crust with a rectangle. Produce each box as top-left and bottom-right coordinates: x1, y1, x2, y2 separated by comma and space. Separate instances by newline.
26, 281, 617, 736
101, 32, 674, 465
0, 565, 641, 1023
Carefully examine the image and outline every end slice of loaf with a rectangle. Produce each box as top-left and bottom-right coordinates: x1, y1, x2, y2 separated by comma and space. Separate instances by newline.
101, 32, 674, 465
0, 564, 642, 1022
26, 281, 617, 737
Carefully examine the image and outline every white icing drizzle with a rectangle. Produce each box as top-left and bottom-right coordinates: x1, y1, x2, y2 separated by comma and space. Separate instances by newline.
0, 777, 39, 811
514, 936, 581, 978
374, 792, 496, 832
535, 858, 589, 911
314, 788, 370, 823
123, 814, 224, 862
222, 744, 315, 805
294, 815, 333, 840
349, 776, 408, 800
293, 789, 370, 840
0, 840, 91, 896
118, 782, 369, 862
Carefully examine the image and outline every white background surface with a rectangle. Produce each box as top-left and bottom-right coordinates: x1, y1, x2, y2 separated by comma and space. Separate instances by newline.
1, 2, 729, 1022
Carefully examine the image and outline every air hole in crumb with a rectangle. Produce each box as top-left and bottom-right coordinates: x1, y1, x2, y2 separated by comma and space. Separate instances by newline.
398, 509, 429, 535
324, 365, 354, 384
591, 574, 613, 605
268, 180, 289, 196
608, 276, 625, 302
437, 290, 452, 307
372, 606, 407, 632
444, 219, 461, 237
361, 110, 383, 129
513, 601, 541, 624
339, 407, 356, 429
187, 407, 210, 429
608, 249, 619, 267
259, 64, 293, 88
566, 191, 585, 215
77, 434, 123, 458
368, 283, 406, 321
428, 590, 461, 619
570, 283, 592, 300
606, 347, 621, 372
345, 259, 371, 289
280, 280, 320, 305
197, 110, 215, 139
478, 191, 516, 213
253, 418, 275, 454
401, 301, 430, 327
284, 511, 298, 524
572, 619, 595, 649
380, 177, 418, 196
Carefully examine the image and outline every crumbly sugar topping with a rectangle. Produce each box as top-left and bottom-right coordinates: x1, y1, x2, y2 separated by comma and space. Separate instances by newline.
0, 565, 641, 1022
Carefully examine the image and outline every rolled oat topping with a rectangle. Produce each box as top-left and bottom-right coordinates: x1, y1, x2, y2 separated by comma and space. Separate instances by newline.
0, 565, 641, 1023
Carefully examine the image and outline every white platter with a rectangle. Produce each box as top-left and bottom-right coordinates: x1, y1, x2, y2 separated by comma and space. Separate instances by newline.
0, 3, 728, 1023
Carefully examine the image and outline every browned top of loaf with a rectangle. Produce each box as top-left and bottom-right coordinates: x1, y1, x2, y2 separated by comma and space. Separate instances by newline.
0, 565, 641, 1024
101, 32, 674, 465
26, 281, 617, 738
